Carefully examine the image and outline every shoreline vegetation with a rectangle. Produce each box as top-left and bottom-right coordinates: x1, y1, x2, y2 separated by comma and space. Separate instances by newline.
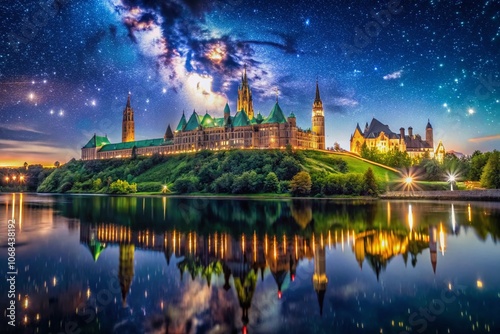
2, 149, 498, 198
9, 190, 500, 202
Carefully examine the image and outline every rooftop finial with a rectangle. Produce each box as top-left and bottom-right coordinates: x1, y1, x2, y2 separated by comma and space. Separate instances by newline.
274, 87, 280, 103
126, 92, 131, 108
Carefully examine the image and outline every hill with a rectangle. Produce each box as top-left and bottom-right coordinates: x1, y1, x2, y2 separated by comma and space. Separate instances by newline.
37, 149, 400, 196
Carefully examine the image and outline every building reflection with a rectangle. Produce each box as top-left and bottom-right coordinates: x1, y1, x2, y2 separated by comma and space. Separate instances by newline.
79, 220, 438, 327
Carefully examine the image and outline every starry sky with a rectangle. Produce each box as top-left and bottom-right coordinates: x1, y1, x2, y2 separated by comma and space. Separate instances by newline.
0, 0, 499, 165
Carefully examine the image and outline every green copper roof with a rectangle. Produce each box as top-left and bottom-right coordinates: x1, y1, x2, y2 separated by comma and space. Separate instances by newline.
86, 240, 106, 262
224, 103, 231, 114
263, 102, 287, 124
175, 113, 187, 132
99, 138, 166, 152
82, 135, 111, 149
289, 112, 296, 118
201, 112, 215, 128
233, 110, 251, 127
184, 110, 201, 131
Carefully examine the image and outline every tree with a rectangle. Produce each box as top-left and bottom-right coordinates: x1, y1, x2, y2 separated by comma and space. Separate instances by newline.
468, 151, 490, 181
290, 171, 312, 196
173, 176, 199, 193
92, 178, 102, 191
264, 172, 279, 193
363, 167, 378, 196
54, 161, 60, 168
480, 151, 500, 189
333, 142, 341, 151
24, 162, 28, 170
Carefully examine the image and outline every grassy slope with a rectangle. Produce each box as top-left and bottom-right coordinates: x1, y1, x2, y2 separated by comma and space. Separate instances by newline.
300, 150, 400, 182
135, 150, 400, 184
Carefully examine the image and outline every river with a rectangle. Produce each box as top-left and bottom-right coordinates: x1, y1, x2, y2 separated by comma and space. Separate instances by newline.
1, 194, 499, 333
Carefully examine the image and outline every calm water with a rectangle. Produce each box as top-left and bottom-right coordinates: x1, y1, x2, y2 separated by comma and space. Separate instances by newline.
1, 194, 499, 334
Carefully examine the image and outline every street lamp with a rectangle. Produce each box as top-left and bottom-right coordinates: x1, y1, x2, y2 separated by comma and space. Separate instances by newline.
448, 175, 455, 191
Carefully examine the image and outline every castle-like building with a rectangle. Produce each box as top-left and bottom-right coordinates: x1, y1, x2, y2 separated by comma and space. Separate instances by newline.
81, 67, 325, 160
349, 118, 446, 162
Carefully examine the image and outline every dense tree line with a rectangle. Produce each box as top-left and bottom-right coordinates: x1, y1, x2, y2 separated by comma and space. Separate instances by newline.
0, 164, 53, 192
360, 144, 499, 188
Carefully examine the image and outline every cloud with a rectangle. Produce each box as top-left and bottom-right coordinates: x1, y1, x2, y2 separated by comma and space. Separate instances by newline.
0, 139, 78, 166
332, 97, 359, 107
383, 70, 403, 80
0, 124, 46, 134
106, 0, 289, 110
468, 134, 500, 143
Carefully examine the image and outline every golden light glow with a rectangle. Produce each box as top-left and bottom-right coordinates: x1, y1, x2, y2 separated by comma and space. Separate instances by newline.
477, 280, 483, 288
408, 204, 414, 232
439, 223, 446, 256
206, 43, 226, 64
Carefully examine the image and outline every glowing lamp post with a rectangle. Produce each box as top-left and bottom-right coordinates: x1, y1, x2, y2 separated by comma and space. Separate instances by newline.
448, 175, 455, 191
404, 176, 413, 191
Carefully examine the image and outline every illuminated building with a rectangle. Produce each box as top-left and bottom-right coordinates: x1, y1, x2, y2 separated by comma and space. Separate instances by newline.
349, 118, 446, 162
81, 70, 325, 160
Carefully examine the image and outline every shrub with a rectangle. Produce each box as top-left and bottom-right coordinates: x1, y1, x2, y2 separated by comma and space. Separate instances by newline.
137, 182, 163, 192
108, 179, 137, 194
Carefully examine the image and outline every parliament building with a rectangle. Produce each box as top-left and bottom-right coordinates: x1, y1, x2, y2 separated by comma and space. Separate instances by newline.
81, 67, 325, 161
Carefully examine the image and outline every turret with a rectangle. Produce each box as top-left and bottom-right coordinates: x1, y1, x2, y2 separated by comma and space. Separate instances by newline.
164, 124, 173, 141
224, 102, 231, 124
426, 119, 433, 148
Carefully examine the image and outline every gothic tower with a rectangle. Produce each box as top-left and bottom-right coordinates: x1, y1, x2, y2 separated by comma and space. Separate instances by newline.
312, 81, 325, 150
122, 94, 135, 143
237, 65, 254, 120
426, 119, 433, 148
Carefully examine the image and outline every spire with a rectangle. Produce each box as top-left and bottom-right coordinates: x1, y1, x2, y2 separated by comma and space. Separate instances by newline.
317, 289, 326, 316
126, 93, 131, 108
426, 118, 433, 129
243, 63, 248, 83
164, 124, 173, 140
315, 80, 321, 103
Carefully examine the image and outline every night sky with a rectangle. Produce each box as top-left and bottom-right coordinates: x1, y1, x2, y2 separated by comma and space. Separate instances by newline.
0, 0, 499, 165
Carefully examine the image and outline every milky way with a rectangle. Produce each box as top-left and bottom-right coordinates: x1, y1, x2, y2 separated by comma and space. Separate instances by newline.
0, 0, 498, 164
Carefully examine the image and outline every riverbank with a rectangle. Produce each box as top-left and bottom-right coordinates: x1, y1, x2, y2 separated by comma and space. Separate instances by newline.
380, 189, 500, 201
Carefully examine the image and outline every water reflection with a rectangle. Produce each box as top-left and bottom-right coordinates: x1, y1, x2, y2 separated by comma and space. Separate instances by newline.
1, 194, 500, 334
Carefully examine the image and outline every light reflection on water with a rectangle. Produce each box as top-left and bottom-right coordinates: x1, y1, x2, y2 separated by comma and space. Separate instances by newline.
0, 194, 499, 334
